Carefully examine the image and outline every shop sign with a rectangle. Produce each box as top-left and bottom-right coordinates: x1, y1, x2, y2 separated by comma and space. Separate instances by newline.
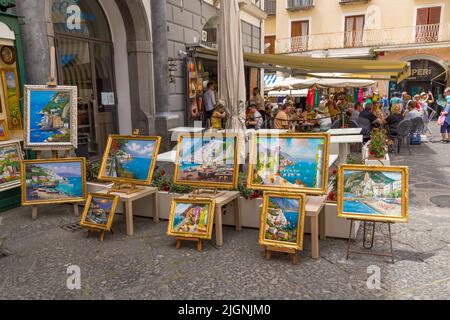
408, 59, 446, 81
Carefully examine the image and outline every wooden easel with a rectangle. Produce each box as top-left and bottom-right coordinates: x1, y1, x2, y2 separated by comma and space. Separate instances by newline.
86, 228, 114, 242
264, 245, 300, 265
189, 187, 224, 199
175, 237, 203, 252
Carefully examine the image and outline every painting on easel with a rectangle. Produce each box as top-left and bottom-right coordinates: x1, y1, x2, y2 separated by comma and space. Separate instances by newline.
21, 158, 86, 206
0, 119, 10, 141
1, 69, 22, 130
0, 141, 23, 192
167, 198, 216, 240
98, 135, 161, 186
80, 193, 119, 232
174, 133, 240, 190
24, 85, 78, 150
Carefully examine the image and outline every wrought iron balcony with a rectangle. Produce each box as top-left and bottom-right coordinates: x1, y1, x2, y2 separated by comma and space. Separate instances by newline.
287, 0, 314, 11
275, 23, 450, 54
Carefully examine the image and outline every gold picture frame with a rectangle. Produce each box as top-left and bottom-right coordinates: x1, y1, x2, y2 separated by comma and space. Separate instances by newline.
21, 158, 87, 206
0, 119, 10, 141
1, 68, 22, 130
23, 85, 78, 150
259, 191, 307, 251
98, 135, 161, 186
248, 133, 330, 195
173, 133, 240, 190
337, 164, 409, 223
0, 140, 23, 192
167, 198, 216, 240
80, 193, 119, 231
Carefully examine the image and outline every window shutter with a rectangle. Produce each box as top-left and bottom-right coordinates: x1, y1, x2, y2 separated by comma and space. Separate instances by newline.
429, 6, 441, 25
416, 8, 428, 25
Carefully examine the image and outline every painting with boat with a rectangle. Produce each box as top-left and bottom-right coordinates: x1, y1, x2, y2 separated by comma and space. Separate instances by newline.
21, 158, 86, 205
248, 133, 330, 194
338, 165, 409, 223
0, 141, 23, 191
175, 134, 239, 189
99, 135, 161, 185
24, 85, 77, 149
81, 194, 119, 231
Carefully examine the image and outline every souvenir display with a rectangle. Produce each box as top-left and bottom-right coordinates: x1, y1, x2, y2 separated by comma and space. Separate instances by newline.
0, 46, 16, 65
80, 193, 119, 231
1, 69, 22, 130
0, 141, 23, 192
0, 119, 9, 140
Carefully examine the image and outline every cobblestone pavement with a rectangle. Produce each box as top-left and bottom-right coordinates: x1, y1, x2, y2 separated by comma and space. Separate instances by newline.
1, 125, 450, 300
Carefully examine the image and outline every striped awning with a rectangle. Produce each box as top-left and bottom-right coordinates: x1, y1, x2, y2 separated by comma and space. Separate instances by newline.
264, 74, 278, 86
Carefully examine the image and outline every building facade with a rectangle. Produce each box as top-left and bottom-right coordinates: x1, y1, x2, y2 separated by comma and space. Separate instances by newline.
264, 0, 450, 99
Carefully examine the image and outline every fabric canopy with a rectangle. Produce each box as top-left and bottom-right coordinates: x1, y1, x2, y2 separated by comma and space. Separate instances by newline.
267, 89, 308, 97
265, 77, 377, 91
196, 47, 410, 82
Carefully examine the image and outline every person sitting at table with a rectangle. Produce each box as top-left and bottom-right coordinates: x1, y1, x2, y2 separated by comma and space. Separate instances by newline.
385, 103, 404, 136
210, 102, 227, 130
358, 103, 379, 140
348, 102, 363, 124
404, 100, 421, 120
301, 104, 317, 123
316, 104, 332, 131
246, 103, 263, 130
274, 102, 293, 129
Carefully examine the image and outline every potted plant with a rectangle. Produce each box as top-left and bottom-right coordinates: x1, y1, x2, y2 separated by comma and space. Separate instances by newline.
364, 128, 390, 165
86, 159, 113, 194
236, 173, 263, 229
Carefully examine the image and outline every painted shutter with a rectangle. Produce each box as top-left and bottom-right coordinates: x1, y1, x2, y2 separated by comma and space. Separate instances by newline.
416, 8, 428, 25
428, 6, 441, 24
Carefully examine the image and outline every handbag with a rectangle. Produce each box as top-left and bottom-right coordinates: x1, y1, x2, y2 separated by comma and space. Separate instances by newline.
438, 113, 446, 126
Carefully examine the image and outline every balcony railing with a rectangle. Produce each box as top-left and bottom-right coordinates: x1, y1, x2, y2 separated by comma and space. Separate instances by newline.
287, 0, 314, 11
264, 0, 276, 15
339, 0, 371, 5
276, 23, 450, 54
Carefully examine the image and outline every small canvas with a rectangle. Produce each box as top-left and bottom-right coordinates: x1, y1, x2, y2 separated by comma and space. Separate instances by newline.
0, 141, 23, 191
81, 194, 119, 231
0, 119, 9, 141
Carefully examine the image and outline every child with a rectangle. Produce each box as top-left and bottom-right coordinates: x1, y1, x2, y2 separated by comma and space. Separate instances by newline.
211, 103, 227, 130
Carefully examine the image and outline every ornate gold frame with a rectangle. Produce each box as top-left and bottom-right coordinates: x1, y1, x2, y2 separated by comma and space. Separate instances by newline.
98, 135, 161, 186
0, 119, 9, 141
337, 164, 409, 223
248, 132, 330, 195
173, 133, 240, 190
259, 191, 307, 251
21, 158, 87, 206
167, 198, 216, 240
80, 193, 119, 231
1, 68, 22, 130
23, 85, 78, 150
0, 140, 23, 191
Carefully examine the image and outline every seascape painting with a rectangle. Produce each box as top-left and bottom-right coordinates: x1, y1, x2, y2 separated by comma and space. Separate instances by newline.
81, 194, 118, 231
260, 193, 305, 250
175, 134, 238, 189
22, 159, 86, 205
0, 142, 22, 191
249, 134, 329, 194
338, 165, 409, 223
2, 70, 22, 130
168, 199, 215, 240
99, 136, 161, 185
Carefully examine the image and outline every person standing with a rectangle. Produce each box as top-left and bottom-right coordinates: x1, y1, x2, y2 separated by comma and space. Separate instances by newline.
251, 88, 265, 112
203, 82, 216, 128
440, 87, 450, 143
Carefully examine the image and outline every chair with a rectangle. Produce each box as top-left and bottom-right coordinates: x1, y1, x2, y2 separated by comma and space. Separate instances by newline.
389, 119, 412, 155
410, 117, 424, 134
348, 120, 360, 129
331, 120, 341, 129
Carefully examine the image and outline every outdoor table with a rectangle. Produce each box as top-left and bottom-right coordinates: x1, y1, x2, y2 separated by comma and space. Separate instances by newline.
305, 195, 328, 260
330, 132, 363, 164
178, 191, 242, 247
98, 187, 159, 236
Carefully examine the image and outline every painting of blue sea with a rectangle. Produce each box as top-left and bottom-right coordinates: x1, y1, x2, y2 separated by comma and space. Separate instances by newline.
343, 170, 403, 217
102, 138, 157, 182
28, 90, 72, 144
264, 196, 302, 244
25, 161, 84, 202
177, 136, 237, 185
253, 136, 326, 190
86, 197, 115, 227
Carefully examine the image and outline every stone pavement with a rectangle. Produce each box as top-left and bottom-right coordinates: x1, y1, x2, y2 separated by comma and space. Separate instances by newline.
1, 125, 450, 300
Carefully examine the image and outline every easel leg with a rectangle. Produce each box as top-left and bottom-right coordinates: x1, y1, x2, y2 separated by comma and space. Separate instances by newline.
73, 204, 79, 217
292, 253, 300, 265
388, 223, 395, 264
100, 231, 105, 242
153, 192, 159, 223
235, 198, 242, 231
197, 239, 203, 252
215, 206, 223, 246
319, 206, 326, 241
86, 230, 91, 239
176, 239, 182, 250
363, 221, 376, 250
265, 248, 272, 260
310, 215, 319, 259
125, 200, 134, 236
346, 220, 354, 260
32, 206, 38, 220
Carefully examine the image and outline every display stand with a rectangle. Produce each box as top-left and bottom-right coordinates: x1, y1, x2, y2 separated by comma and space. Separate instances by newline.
176, 237, 203, 252
189, 187, 225, 199
346, 220, 395, 263
85, 227, 114, 242
264, 245, 299, 265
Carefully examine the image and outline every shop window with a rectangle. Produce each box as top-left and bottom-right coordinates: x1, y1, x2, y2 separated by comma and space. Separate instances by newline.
291, 20, 309, 52
416, 7, 441, 43
344, 15, 365, 48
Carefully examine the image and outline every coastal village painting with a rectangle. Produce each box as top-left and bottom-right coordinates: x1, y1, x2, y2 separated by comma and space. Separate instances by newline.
175, 135, 238, 189
100, 136, 160, 185
168, 199, 215, 240
0, 142, 22, 191
260, 193, 305, 250
249, 134, 328, 194
81, 194, 118, 231
0, 119, 9, 140
22, 159, 85, 205
338, 165, 408, 222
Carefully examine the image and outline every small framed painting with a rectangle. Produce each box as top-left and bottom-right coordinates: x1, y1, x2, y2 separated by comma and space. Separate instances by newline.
21, 158, 86, 206
174, 133, 240, 189
0, 119, 9, 141
98, 135, 161, 186
338, 165, 409, 223
1, 68, 22, 130
248, 133, 330, 195
0, 141, 23, 192
80, 193, 119, 231
259, 192, 306, 251
167, 198, 216, 240
24, 85, 78, 150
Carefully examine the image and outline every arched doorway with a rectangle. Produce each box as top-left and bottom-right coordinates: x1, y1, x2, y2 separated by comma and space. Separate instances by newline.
52, 0, 118, 158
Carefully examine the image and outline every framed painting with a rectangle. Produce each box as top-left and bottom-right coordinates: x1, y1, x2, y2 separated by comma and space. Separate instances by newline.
337, 165, 409, 223
80, 193, 119, 231
0, 141, 23, 192
23, 85, 78, 150
174, 133, 240, 189
1, 68, 22, 130
248, 133, 330, 195
167, 198, 216, 240
98, 135, 161, 186
0, 119, 9, 141
259, 192, 306, 251
21, 158, 86, 206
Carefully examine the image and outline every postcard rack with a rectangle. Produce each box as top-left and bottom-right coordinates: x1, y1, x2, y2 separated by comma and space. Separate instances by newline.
264, 245, 300, 265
